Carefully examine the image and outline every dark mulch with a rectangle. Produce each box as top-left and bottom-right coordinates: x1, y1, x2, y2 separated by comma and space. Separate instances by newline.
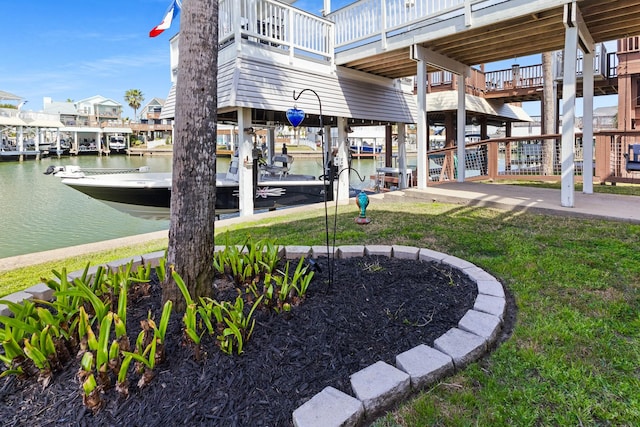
0, 256, 480, 426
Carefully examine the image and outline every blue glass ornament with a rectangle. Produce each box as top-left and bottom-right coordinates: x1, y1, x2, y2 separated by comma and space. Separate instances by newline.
286, 107, 305, 128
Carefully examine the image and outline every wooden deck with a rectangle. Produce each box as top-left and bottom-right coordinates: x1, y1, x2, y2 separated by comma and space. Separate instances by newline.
329, 0, 640, 81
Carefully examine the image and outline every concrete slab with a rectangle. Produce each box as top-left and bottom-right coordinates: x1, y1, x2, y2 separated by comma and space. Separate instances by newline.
418, 248, 447, 263
285, 246, 312, 259
434, 327, 487, 369
441, 255, 476, 270
476, 279, 505, 298
292, 386, 364, 427
0, 291, 34, 317
473, 294, 506, 320
464, 266, 498, 283
67, 265, 100, 282
395, 344, 454, 389
23, 283, 55, 301
458, 309, 502, 342
337, 245, 366, 258
106, 255, 143, 273
311, 245, 336, 258
403, 182, 640, 224
350, 361, 410, 415
364, 245, 392, 257
141, 250, 166, 268
391, 245, 420, 260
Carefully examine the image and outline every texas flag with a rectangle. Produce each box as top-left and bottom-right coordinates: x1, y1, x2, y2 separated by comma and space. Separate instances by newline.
149, 0, 182, 37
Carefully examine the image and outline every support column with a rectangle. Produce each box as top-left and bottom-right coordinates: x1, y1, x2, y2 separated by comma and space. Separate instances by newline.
237, 107, 254, 216
385, 124, 393, 167
95, 131, 101, 156
17, 126, 24, 151
416, 57, 428, 188
582, 49, 594, 194
411, 44, 470, 186
336, 117, 350, 203
397, 123, 408, 188
561, 1, 594, 206
457, 74, 466, 182
267, 127, 275, 163
561, 24, 578, 206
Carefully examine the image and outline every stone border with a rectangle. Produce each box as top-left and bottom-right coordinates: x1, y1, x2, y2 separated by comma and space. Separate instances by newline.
0, 245, 506, 427
287, 245, 506, 427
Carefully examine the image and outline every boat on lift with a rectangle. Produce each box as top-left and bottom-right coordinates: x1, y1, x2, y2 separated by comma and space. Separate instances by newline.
45, 154, 333, 220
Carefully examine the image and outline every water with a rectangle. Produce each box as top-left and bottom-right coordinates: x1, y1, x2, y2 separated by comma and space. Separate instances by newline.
0, 154, 382, 259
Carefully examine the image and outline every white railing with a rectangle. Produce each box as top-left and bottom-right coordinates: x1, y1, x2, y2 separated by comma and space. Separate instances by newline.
329, 0, 466, 49
0, 108, 21, 119
556, 43, 610, 80
219, 0, 334, 61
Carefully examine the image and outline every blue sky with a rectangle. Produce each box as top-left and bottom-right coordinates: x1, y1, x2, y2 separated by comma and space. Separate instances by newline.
1, 0, 615, 119
0, 1, 351, 119
1, 0, 178, 119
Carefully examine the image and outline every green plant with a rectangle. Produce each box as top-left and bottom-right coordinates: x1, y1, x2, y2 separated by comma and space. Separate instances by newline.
57, 278, 111, 324
212, 238, 281, 285
78, 352, 102, 413
173, 271, 204, 358
214, 295, 263, 355
155, 254, 167, 283
121, 305, 170, 389
0, 300, 47, 378
290, 258, 314, 299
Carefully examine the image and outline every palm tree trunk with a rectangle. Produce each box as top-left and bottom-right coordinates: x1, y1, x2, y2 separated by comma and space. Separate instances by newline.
163, 0, 218, 310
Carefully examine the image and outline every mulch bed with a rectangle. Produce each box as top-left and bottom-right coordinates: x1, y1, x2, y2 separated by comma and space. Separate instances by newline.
0, 256, 481, 426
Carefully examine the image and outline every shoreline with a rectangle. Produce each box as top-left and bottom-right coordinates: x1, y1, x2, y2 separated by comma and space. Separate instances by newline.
0, 198, 362, 273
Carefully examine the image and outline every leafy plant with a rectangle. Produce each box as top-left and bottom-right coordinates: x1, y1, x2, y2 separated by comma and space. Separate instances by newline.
56, 279, 111, 325
0, 300, 52, 379
290, 257, 314, 299
155, 254, 167, 283
121, 304, 171, 390
214, 295, 263, 355
78, 352, 102, 413
173, 271, 204, 358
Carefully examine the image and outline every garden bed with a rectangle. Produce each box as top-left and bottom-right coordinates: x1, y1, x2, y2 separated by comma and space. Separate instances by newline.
0, 255, 479, 426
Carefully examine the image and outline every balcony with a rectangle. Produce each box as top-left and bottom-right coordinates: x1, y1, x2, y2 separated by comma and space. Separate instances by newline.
218, 0, 334, 63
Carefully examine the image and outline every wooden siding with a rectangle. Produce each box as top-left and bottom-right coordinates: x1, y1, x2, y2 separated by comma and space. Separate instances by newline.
226, 56, 416, 124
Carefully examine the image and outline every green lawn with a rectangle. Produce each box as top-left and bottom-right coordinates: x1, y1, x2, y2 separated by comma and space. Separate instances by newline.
484, 179, 640, 197
2, 200, 638, 426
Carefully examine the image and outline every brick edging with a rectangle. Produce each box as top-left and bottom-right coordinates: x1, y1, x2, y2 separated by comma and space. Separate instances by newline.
0, 245, 506, 427
287, 245, 506, 427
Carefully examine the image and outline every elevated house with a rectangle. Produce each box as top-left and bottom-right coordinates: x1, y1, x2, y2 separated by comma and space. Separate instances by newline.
41, 96, 132, 154
130, 98, 173, 143
2, 93, 138, 158
156, 0, 640, 211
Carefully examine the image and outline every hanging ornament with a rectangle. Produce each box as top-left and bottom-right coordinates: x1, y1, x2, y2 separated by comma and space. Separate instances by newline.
286, 106, 305, 128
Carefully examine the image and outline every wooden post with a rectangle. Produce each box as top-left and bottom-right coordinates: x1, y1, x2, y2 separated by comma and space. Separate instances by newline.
488, 141, 499, 179
594, 134, 611, 183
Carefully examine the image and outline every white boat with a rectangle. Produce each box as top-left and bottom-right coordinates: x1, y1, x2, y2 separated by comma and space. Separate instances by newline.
109, 136, 126, 153
45, 155, 333, 219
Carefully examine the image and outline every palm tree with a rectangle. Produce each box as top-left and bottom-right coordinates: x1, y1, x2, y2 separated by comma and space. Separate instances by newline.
124, 89, 144, 121
162, 0, 219, 310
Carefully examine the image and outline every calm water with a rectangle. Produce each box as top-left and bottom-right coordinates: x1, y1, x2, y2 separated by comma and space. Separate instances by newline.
0, 154, 381, 259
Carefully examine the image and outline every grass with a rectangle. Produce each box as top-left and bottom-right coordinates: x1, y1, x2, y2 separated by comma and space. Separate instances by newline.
2, 200, 639, 426
0, 239, 168, 298
484, 179, 640, 196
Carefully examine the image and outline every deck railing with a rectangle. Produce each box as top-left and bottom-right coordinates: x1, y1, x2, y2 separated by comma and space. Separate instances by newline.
555, 44, 616, 80
484, 64, 544, 91
424, 131, 640, 184
329, 0, 511, 50
219, 0, 334, 62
